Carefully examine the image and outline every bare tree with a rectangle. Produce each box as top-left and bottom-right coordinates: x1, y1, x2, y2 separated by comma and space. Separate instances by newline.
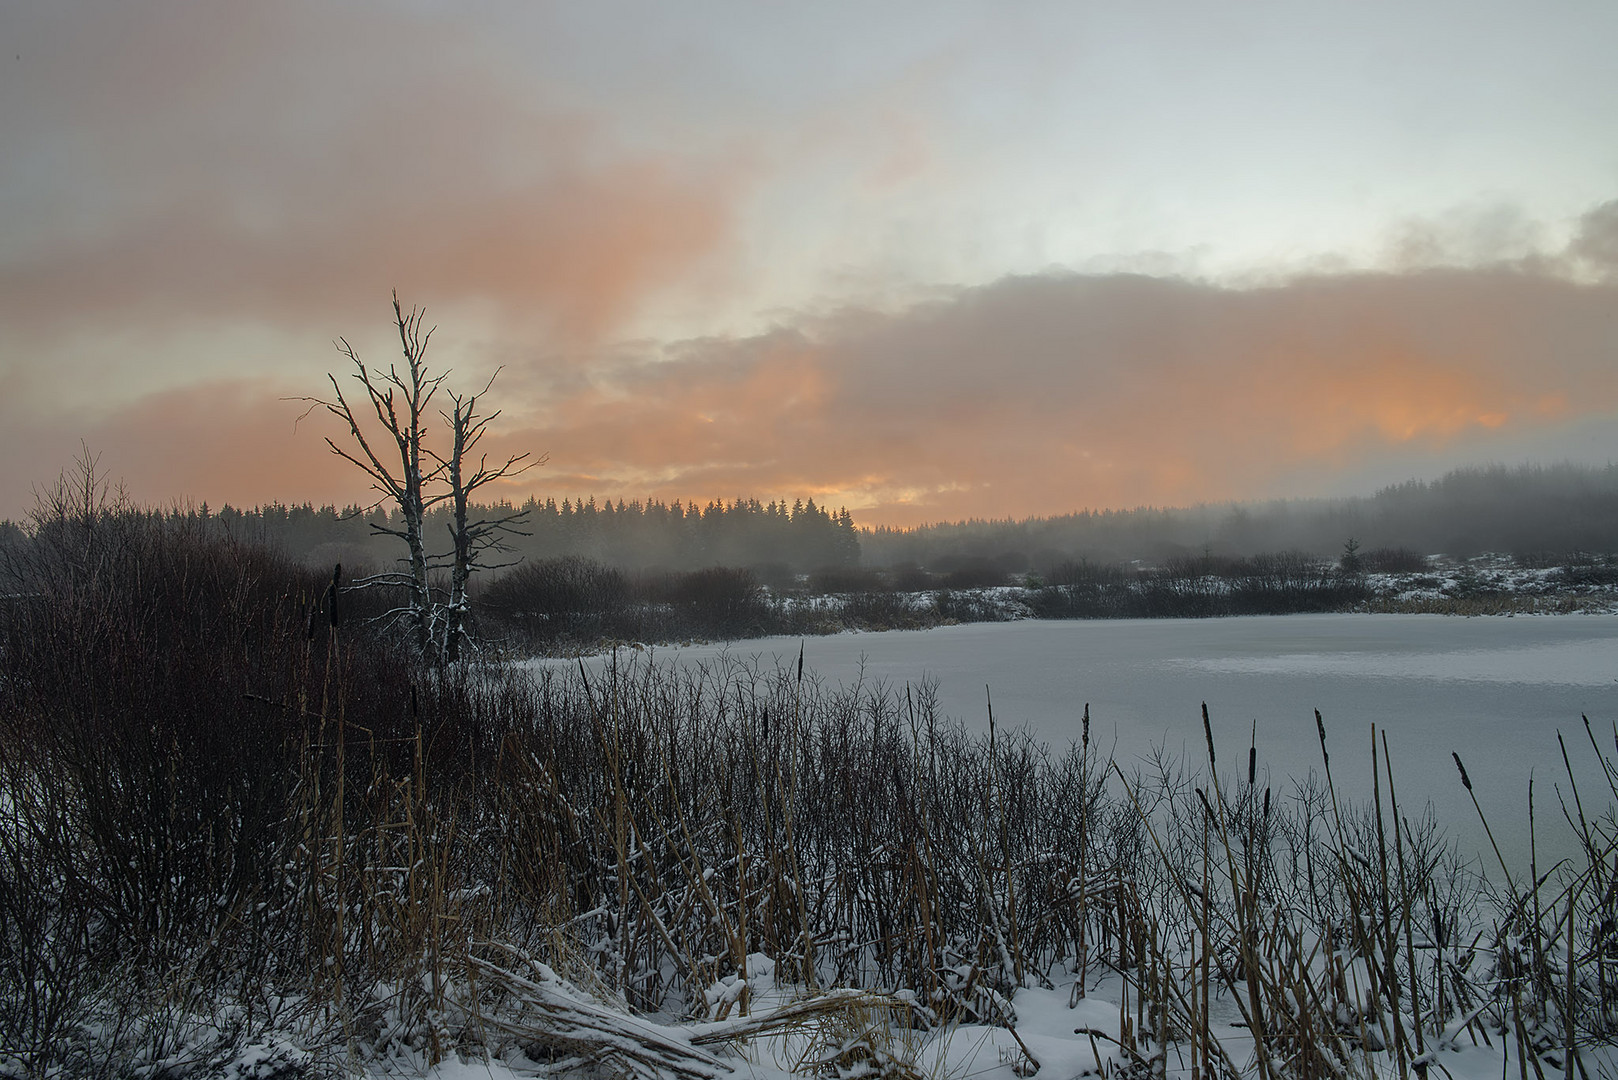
432, 379, 539, 660
31, 440, 128, 533
306, 292, 537, 661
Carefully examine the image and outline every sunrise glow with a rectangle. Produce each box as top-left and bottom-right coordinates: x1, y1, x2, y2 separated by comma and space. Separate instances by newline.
2, 3, 1616, 525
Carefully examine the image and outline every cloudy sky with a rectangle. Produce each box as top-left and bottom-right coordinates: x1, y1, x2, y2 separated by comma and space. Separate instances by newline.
3, 1, 1615, 525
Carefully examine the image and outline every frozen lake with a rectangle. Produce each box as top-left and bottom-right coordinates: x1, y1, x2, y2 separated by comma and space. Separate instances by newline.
592, 613, 1618, 869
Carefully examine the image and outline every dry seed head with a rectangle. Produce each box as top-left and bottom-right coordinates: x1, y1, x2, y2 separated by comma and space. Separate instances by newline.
1452, 752, 1472, 791
328, 563, 342, 629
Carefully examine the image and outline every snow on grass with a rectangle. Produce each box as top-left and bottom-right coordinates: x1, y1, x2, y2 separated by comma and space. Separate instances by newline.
376, 963, 1618, 1080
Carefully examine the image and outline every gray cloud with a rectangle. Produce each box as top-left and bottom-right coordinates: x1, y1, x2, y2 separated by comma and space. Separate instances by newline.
5, 245, 1616, 525
1570, 200, 1618, 277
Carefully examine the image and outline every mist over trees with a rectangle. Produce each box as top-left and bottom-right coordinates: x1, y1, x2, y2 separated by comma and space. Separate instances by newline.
21, 461, 1612, 585
862, 462, 1618, 575
165, 494, 862, 580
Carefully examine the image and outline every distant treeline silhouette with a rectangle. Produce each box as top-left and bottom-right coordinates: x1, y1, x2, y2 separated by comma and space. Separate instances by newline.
36, 494, 865, 578
9, 461, 1610, 583
864, 462, 1618, 573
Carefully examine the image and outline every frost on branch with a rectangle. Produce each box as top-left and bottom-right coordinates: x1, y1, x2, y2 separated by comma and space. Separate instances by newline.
299, 291, 540, 662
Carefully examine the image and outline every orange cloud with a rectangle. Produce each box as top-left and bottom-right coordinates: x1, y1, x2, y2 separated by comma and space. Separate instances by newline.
487, 265, 1618, 524
4, 263, 1616, 528
11, 7, 1618, 528
0, 3, 742, 344
0, 382, 350, 518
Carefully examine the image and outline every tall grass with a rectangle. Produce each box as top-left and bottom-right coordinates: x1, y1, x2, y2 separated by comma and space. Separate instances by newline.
3, 512, 1617, 1077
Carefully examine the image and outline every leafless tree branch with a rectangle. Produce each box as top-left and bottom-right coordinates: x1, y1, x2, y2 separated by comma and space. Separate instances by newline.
300, 293, 544, 662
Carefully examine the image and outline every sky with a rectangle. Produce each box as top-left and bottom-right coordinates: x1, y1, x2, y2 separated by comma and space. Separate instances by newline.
2, 1, 1616, 526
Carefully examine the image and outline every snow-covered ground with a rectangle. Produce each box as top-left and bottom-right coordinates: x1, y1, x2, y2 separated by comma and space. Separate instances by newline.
371, 955, 1616, 1080
1360, 553, 1618, 609
784, 553, 1618, 624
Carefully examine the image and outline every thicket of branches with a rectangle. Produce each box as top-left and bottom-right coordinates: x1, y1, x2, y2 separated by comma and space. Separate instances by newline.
477, 557, 790, 645
1027, 550, 1372, 618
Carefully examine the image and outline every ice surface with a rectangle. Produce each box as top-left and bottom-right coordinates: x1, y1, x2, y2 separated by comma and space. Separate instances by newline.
579, 613, 1618, 867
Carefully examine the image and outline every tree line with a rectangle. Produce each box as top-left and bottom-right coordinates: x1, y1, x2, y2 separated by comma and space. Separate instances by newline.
60, 493, 864, 580
6, 461, 1609, 605
863, 461, 1618, 573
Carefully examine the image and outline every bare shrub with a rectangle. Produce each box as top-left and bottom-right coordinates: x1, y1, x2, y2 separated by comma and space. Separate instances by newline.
1363, 546, 1429, 573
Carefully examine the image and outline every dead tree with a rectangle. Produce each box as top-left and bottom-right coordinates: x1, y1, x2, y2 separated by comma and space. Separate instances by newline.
431, 378, 539, 661
306, 292, 537, 661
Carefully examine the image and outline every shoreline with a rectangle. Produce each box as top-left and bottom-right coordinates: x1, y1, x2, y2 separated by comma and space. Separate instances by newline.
514, 555, 1618, 658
